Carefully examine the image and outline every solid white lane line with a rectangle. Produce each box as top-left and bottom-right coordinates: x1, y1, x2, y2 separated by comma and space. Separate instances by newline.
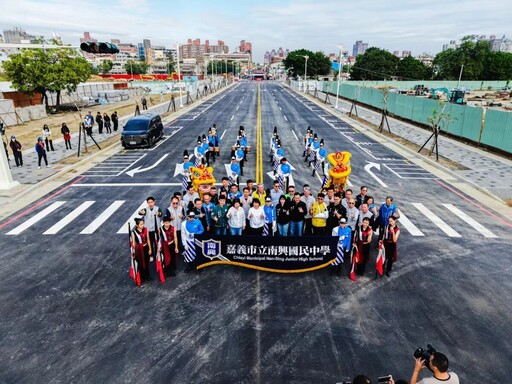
412, 203, 461, 237
80, 200, 125, 234
443, 204, 497, 238
117, 201, 147, 234
396, 209, 424, 236
43, 201, 96, 235
7, 201, 66, 235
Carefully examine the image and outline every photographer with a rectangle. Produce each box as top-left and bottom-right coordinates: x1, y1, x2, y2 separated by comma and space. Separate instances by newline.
410, 352, 459, 384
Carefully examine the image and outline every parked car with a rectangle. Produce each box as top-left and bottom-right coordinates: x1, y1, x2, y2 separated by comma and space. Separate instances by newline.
121, 114, 164, 148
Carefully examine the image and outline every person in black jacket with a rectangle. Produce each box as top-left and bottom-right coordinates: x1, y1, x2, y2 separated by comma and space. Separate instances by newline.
288, 193, 307, 236
96, 112, 103, 134
111, 111, 119, 131
275, 195, 291, 236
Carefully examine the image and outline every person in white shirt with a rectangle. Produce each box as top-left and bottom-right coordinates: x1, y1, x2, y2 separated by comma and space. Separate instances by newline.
248, 199, 265, 235
227, 199, 245, 235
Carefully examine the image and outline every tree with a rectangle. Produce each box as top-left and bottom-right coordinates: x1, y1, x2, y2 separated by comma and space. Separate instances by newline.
433, 36, 512, 80
350, 47, 399, 80
98, 60, 113, 74
396, 56, 432, 80
124, 60, 150, 75
283, 49, 331, 78
3, 46, 91, 110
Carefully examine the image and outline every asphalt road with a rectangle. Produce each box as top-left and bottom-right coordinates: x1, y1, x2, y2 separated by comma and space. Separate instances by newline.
0, 81, 511, 383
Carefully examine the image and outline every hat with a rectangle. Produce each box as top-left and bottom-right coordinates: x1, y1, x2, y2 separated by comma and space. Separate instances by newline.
339, 218, 347, 224
37, 137, 43, 141
265, 197, 271, 202
231, 156, 236, 160
11, 135, 15, 139
187, 211, 196, 217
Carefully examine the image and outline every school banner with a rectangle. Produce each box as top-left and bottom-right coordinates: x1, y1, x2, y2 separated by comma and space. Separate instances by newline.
194, 235, 338, 273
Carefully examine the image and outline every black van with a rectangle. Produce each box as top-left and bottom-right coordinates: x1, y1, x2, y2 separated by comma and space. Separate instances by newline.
121, 114, 164, 148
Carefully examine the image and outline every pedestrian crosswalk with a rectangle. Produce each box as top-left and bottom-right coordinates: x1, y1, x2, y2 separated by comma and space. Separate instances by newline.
3, 199, 500, 239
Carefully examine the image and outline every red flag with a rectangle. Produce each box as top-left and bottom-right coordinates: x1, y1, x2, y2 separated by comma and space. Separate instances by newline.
129, 257, 135, 280
376, 241, 385, 276
156, 253, 166, 284
350, 245, 359, 282
128, 223, 138, 285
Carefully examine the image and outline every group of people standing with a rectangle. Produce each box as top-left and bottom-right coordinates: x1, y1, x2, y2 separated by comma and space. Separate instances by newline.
129, 181, 401, 286
83, 110, 119, 136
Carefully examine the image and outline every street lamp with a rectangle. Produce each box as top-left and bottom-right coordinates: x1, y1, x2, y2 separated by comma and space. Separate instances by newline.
300, 55, 309, 92
176, 42, 183, 107
333, 44, 344, 109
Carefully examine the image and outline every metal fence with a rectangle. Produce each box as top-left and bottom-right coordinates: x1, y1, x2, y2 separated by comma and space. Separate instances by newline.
315, 82, 511, 155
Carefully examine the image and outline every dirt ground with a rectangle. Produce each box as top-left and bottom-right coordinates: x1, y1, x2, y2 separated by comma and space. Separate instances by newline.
1, 93, 175, 154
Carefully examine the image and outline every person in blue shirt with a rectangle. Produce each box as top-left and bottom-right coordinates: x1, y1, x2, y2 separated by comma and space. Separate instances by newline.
229, 157, 240, 186
194, 138, 205, 167
181, 210, 204, 273
309, 136, 320, 167
277, 158, 291, 192
235, 145, 245, 175
201, 134, 210, 166
331, 218, 352, 276
378, 196, 398, 240
263, 197, 276, 236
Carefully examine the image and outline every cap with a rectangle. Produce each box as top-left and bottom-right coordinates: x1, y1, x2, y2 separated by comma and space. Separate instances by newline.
339, 218, 347, 223
231, 156, 236, 160
11, 135, 15, 139
265, 197, 272, 202
187, 211, 196, 217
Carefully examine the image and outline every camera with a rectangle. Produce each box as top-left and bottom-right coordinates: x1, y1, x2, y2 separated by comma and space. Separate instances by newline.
414, 343, 436, 362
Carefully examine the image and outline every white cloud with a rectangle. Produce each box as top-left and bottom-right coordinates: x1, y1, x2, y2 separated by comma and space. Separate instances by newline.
1, 0, 511, 61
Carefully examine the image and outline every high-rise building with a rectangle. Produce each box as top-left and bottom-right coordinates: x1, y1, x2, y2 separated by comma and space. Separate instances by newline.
179, 38, 229, 59
80, 32, 97, 44
402, 51, 411, 57
239, 40, 252, 54
3, 27, 36, 43
352, 40, 368, 57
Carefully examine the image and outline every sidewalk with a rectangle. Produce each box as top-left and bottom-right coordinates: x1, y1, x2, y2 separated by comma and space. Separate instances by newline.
292, 85, 512, 203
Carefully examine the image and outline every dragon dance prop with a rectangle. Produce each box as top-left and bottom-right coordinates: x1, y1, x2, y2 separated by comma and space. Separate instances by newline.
323, 151, 352, 192
189, 165, 217, 199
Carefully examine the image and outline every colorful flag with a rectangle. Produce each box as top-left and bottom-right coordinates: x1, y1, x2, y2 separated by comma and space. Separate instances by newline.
350, 245, 360, 282
376, 240, 385, 276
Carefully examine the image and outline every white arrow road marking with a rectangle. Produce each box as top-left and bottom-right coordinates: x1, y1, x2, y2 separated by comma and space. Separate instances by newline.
126, 154, 169, 177
364, 162, 388, 188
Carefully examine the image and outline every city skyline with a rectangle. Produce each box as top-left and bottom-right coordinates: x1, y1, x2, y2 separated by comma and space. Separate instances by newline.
1, 0, 511, 62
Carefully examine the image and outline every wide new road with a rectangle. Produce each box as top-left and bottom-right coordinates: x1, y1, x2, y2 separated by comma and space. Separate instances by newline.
0, 81, 511, 383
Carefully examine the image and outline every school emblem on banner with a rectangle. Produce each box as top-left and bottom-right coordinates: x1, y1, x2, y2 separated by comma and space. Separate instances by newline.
202, 239, 222, 260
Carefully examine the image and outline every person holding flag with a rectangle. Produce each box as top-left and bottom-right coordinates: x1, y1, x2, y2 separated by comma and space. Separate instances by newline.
235, 144, 245, 175
194, 137, 205, 167
158, 215, 179, 278
276, 157, 291, 192
355, 217, 373, 276
131, 218, 152, 284
312, 139, 327, 177
181, 211, 204, 273
228, 156, 241, 186
331, 218, 352, 277
308, 135, 320, 167
383, 216, 400, 276
180, 150, 194, 193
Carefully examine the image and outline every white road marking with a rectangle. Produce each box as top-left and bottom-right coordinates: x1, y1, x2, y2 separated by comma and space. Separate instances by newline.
43, 201, 96, 235
283, 115, 288, 121
291, 130, 299, 141
117, 201, 147, 234
80, 200, 125, 234
412, 203, 461, 237
279, 107, 282, 111
443, 204, 497, 238
396, 209, 424, 236
7, 201, 66, 235
221, 129, 227, 140
71, 183, 225, 187
231, 115, 234, 120
383, 164, 403, 179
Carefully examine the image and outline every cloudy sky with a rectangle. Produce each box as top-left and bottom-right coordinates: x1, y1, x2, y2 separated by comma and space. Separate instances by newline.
1, 0, 511, 62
